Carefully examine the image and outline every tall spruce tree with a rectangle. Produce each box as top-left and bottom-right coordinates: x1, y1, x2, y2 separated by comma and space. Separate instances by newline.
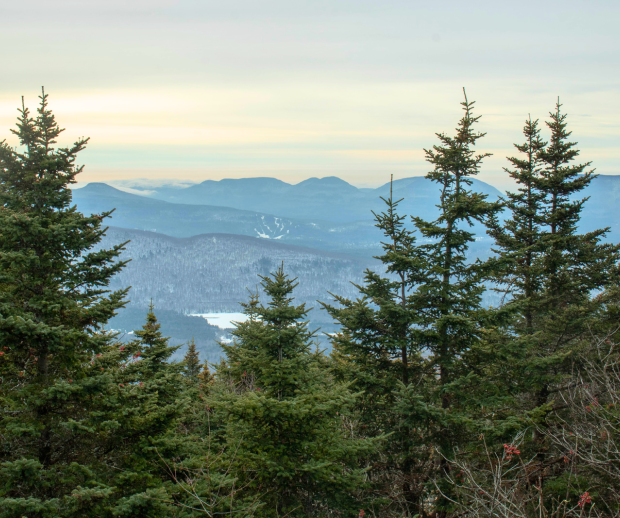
492, 102, 619, 411
488, 116, 547, 332
322, 184, 428, 516
0, 90, 130, 515
401, 90, 502, 515
0, 91, 202, 517
489, 102, 620, 495
531, 101, 619, 396
325, 92, 503, 516
478, 117, 551, 445
212, 266, 375, 517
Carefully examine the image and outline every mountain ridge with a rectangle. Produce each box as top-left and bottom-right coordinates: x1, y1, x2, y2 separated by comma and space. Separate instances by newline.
140, 175, 502, 222
74, 174, 620, 259
72, 183, 388, 256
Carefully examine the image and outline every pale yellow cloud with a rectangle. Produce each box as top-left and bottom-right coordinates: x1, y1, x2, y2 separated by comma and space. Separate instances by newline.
334, 149, 426, 162
1, 81, 618, 190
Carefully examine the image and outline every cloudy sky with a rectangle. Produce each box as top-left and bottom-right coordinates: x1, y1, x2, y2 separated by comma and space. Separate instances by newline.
0, 0, 618, 189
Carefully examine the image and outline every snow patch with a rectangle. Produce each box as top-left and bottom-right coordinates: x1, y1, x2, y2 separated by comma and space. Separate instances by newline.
190, 312, 249, 329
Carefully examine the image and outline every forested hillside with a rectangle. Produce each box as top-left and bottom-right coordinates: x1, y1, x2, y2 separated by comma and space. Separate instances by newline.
2, 90, 620, 518
100, 227, 374, 334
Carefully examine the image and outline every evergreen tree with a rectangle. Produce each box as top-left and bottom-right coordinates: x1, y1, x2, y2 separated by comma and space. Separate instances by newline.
491, 101, 619, 412
537, 100, 608, 303
184, 338, 201, 381
213, 266, 375, 517
531, 101, 620, 400
0, 91, 205, 517
399, 91, 502, 515
197, 360, 214, 391
488, 102, 620, 497
97, 307, 193, 516
488, 116, 547, 332
132, 304, 181, 375
0, 90, 130, 515
325, 91, 503, 516
478, 117, 551, 445
322, 183, 428, 516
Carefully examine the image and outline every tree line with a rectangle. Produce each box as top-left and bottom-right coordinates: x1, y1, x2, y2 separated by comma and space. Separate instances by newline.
0, 88, 619, 517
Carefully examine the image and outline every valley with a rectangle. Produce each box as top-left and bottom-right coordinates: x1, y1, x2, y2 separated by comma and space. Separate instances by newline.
81, 174, 619, 360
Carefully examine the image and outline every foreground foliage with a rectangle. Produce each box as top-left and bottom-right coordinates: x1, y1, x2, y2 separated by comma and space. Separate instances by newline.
210, 266, 376, 516
1, 89, 619, 517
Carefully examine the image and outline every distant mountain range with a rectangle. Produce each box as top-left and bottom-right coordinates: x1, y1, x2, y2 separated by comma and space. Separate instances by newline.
72, 182, 386, 256
73, 177, 504, 257
129, 175, 503, 223
74, 174, 619, 260
84, 174, 619, 361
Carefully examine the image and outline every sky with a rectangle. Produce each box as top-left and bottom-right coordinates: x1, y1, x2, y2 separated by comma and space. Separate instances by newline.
0, 0, 618, 190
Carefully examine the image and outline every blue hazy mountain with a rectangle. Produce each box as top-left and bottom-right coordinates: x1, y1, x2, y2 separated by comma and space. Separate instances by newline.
577, 175, 620, 239
73, 179, 503, 257
72, 182, 386, 255
142, 175, 502, 223
99, 227, 380, 353
74, 174, 618, 261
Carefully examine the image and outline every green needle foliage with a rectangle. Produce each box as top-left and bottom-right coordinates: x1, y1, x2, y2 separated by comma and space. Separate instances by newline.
487, 101, 620, 499
0, 90, 130, 515
322, 184, 427, 516
184, 339, 201, 381
488, 116, 547, 332
0, 92, 203, 518
531, 101, 620, 392
492, 101, 620, 413
213, 265, 376, 517
99, 307, 193, 516
325, 91, 504, 517
400, 91, 504, 515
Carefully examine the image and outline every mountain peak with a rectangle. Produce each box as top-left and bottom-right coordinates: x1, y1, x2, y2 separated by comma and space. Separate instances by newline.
75, 182, 126, 195
296, 176, 353, 186
293, 176, 358, 193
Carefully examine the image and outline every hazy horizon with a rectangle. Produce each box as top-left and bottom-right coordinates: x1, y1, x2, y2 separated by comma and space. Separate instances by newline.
1, 0, 618, 191
74, 170, 620, 196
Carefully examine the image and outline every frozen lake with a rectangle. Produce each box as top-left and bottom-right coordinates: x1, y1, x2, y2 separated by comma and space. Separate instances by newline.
189, 312, 248, 329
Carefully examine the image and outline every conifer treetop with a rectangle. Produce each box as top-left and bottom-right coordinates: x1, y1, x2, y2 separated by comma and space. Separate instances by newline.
2, 87, 90, 213
184, 338, 201, 380
424, 89, 490, 187
132, 303, 180, 373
